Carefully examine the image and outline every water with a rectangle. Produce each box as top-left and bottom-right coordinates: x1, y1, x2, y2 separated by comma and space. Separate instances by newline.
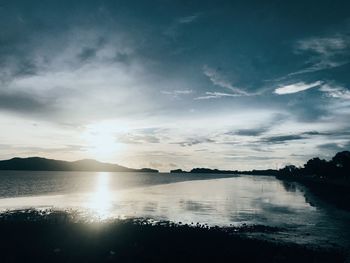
0, 171, 349, 248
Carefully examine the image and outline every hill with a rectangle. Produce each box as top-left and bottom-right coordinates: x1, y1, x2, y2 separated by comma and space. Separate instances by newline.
0, 157, 158, 173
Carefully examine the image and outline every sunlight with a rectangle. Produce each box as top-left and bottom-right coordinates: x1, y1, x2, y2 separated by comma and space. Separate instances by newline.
81, 121, 126, 160
88, 172, 113, 219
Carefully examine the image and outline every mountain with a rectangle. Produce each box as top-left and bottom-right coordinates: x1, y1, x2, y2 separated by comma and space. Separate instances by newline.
0, 157, 158, 173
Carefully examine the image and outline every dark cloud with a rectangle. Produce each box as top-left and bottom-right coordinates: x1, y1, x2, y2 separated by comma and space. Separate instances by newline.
226, 113, 287, 138
0, 92, 48, 113
77, 47, 97, 62
257, 129, 350, 147
261, 135, 305, 144
230, 128, 269, 137
302, 130, 350, 138
301, 131, 323, 136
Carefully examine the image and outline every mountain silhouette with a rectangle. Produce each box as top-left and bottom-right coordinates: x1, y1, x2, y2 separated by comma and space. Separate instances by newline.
0, 157, 158, 173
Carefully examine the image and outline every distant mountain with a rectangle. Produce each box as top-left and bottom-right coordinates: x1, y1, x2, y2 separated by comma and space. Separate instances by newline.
0, 157, 159, 173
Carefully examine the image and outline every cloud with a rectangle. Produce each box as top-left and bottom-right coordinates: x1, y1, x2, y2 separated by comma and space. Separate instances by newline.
117, 128, 169, 144
174, 138, 215, 147
274, 81, 322, 95
225, 155, 284, 161
258, 129, 349, 145
1, 1, 350, 170
194, 91, 241, 100
287, 61, 348, 77
261, 135, 305, 144
300, 130, 350, 138
288, 35, 350, 76
161, 89, 193, 98
118, 133, 161, 144
225, 114, 286, 138
301, 131, 323, 136
1, 61, 157, 122
0, 144, 87, 155
0, 26, 185, 123
230, 128, 269, 137
0, 92, 47, 113
163, 13, 200, 40
177, 14, 199, 24
296, 36, 348, 56
202, 65, 250, 96
319, 84, 350, 100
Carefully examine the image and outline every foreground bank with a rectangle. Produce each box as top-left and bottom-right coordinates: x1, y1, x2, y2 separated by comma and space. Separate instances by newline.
0, 210, 346, 263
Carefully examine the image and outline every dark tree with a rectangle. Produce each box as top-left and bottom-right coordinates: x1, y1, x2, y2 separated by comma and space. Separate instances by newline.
332, 151, 350, 177
303, 158, 335, 178
332, 151, 350, 169
279, 165, 298, 176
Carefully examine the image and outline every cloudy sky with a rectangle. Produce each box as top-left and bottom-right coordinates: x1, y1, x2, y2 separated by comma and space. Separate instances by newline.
1, 0, 350, 171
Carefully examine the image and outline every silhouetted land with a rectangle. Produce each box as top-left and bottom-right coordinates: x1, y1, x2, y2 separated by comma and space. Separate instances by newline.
0, 210, 346, 263
172, 151, 349, 177
0, 157, 159, 173
275, 151, 350, 211
170, 167, 278, 175
2, 152, 349, 210
171, 168, 237, 174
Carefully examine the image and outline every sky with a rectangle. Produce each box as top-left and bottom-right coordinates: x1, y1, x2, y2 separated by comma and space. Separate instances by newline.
0, 0, 350, 171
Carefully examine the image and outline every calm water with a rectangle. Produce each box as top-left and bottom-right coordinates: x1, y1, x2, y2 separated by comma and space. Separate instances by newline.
0, 171, 349, 248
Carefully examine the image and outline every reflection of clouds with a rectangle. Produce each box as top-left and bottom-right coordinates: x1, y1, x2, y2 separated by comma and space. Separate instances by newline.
142, 202, 158, 212
179, 200, 215, 213
258, 201, 295, 214
0, 174, 348, 247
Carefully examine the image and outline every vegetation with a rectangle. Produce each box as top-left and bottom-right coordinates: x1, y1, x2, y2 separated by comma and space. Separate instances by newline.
278, 151, 350, 179
170, 151, 350, 210
0, 210, 345, 263
276, 151, 350, 211
171, 151, 350, 180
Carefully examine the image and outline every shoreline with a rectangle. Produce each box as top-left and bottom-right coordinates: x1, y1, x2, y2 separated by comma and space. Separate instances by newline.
0, 210, 347, 263
275, 174, 350, 212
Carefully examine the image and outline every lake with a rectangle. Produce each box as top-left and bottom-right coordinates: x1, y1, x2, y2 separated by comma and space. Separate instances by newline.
0, 171, 349, 249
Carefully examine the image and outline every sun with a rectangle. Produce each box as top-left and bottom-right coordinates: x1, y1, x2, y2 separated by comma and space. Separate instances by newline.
81, 121, 124, 160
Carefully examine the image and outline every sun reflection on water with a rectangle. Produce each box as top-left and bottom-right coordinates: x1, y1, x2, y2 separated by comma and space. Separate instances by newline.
88, 172, 113, 219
